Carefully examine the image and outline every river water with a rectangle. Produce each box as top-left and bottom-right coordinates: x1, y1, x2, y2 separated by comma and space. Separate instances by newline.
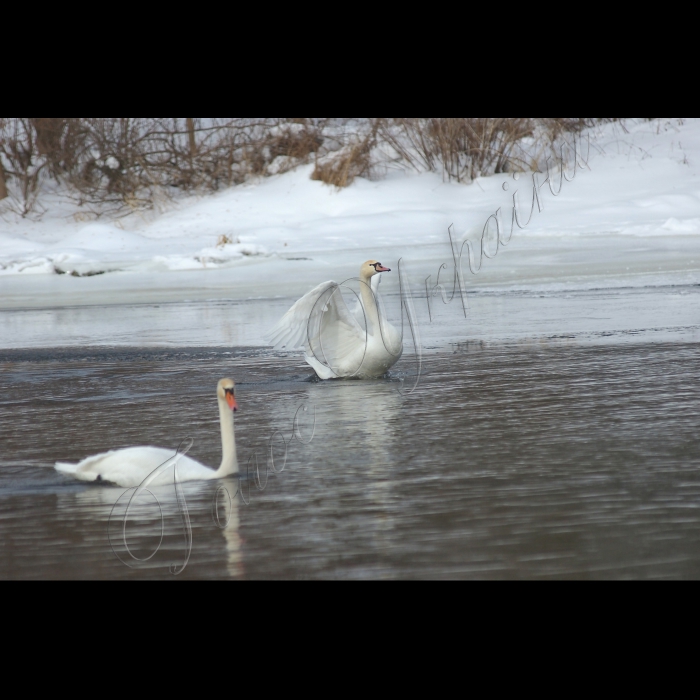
1, 234, 699, 579
1, 339, 699, 579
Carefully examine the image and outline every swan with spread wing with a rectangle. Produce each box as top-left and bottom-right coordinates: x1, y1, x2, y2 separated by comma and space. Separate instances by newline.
265, 260, 403, 379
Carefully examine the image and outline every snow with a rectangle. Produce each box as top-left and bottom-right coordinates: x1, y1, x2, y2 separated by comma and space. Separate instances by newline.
661, 217, 700, 234
0, 118, 698, 349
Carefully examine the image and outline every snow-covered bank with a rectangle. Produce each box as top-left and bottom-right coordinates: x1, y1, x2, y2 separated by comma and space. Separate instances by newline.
0, 118, 698, 351
0, 119, 697, 287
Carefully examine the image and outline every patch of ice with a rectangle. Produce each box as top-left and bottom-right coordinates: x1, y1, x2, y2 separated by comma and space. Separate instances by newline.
152, 256, 206, 271
153, 243, 269, 271
0, 257, 56, 275
661, 217, 700, 234
196, 243, 267, 263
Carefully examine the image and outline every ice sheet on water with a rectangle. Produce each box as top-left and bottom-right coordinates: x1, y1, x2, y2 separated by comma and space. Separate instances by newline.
662, 217, 700, 234
153, 243, 269, 271
0, 257, 56, 275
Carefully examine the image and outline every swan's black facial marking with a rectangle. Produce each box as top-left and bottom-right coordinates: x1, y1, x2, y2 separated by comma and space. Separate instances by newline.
370, 262, 391, 272
223, 385, 238, 411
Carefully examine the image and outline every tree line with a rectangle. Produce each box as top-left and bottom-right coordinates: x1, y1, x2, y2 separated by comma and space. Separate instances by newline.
0, 118, 619, 218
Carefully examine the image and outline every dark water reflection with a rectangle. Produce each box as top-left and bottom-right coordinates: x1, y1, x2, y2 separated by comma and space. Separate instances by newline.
1, 343, 699, 579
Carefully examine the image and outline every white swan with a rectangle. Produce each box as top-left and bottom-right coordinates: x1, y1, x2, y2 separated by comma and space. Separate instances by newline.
265, 260, 403, 379
55, 378, 239, 488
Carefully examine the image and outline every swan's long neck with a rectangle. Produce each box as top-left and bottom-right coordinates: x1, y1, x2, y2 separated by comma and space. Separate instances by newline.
360, 273, 381, 333
215, 398, 238, 476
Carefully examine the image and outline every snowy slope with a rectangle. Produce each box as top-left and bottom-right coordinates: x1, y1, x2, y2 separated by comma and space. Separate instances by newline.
0, 118, 698, 294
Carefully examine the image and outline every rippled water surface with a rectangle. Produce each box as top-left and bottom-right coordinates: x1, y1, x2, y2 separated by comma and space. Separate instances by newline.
1, 342, 699, 579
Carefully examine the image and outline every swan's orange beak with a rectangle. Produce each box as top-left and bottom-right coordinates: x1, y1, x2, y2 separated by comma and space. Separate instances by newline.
226, 394, 238, 412
376, 264, 391, 272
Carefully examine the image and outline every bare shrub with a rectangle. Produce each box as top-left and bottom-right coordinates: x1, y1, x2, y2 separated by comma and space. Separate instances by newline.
375, 118, 610, 183
0, 117, 624, 216
216, 234, 237, 247
58, 118, 326, 214
310, 118, 619, 188
264, 119, 324, 175
0, 118, 47, 217
60, 118, 156, 214
0, 159, 7, 201
31, 118, 70, 176
25, 118, 90, 184
311, 119, 381, 187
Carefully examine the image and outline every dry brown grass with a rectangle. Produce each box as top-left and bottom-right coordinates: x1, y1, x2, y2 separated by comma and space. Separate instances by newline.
309, 118, 614, 188
311, 138, 374, 188
216, 234, 239, 247
376, 118, 607, 182
0, 118, 46, 216
0, 118, 329, 216
311, 119, 381, 188
0, 161, 7, 201
0, 117, 621, 216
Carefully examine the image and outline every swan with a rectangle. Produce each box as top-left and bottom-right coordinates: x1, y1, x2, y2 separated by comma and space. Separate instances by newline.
54, 378, 239, 488
265, 260, 403, 379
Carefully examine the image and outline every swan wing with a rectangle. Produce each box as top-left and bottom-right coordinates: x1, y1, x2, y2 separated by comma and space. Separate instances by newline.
55, 447, 213, 487
264, 280, 365, 353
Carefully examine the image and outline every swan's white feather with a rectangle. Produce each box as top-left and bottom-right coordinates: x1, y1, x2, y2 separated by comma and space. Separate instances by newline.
55, 446, 217, 488
350, 273, 380, 328
264, 280, 366, 354
266, 270, 402, 379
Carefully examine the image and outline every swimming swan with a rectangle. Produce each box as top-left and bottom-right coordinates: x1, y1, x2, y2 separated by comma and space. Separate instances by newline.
265, 260, 403, 379
54, 378, 239, 488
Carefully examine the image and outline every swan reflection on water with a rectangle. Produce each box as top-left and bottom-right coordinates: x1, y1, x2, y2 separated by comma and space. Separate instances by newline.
45, 359, 403, 579
297, 377, 402, 575
60, 475, 244, 578
52, 388, 318, 578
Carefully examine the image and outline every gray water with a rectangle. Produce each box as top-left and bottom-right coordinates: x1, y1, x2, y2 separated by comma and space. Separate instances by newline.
1, 342, 699, 579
